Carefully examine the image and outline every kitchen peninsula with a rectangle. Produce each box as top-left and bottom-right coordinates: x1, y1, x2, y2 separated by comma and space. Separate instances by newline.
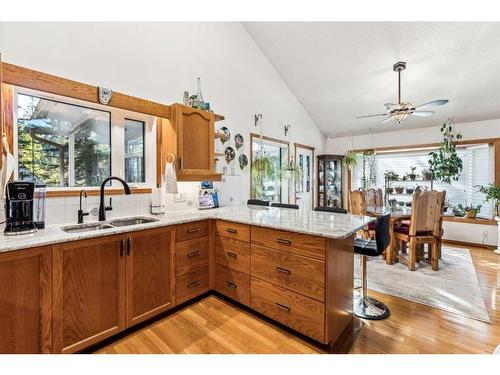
0, 205, 371, 353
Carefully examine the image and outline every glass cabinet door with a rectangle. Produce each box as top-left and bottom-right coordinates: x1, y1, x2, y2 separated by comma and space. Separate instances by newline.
317, 155, 343, 208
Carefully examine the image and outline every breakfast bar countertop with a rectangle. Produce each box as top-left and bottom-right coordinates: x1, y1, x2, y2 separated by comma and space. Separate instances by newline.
0, 205, 373, 253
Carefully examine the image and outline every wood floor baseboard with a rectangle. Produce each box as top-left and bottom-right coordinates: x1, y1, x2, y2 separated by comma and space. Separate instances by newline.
443, 239, 496, 250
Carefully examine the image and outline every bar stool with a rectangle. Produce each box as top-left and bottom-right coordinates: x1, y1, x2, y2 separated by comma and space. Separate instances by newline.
271, 203, 299, 209
247, 199, 270, 207
353, 213, 391, 320
314, 207, 347, 214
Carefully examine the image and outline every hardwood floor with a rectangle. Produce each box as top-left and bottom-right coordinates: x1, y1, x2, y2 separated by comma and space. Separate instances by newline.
93, 245, 500, 354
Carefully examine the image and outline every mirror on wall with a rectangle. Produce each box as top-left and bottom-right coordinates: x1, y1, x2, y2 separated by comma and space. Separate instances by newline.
250, 133, 289, 203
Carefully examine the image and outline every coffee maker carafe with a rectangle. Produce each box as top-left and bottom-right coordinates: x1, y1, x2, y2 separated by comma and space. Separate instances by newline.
4, 181, 38, 235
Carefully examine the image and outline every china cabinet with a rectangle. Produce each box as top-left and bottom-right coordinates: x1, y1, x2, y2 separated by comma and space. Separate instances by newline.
317, 155, 343, 208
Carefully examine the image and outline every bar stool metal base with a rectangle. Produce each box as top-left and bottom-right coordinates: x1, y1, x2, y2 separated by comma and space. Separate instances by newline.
354, 294, 390, 320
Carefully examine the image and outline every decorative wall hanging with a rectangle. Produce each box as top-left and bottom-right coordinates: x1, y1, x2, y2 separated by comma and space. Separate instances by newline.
98, 87, 113, 105
219, 126, 230, 144
239, 154, 248, 170
224, 147, 235, 163
234, 134, 244, 149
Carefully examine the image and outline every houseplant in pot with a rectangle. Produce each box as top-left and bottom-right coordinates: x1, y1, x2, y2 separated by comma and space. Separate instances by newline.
421, 168, 432, 181
342, 150, 358, 171
408, 166, 417, 181
455, 203, 482, 219
477, 184, 500, 217
428, 118, 463, 184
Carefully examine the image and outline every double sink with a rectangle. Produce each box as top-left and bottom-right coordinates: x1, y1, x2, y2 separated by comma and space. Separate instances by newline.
61, 216, 159, 233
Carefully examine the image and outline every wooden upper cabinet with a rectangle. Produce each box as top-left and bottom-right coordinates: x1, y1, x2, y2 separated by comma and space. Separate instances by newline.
159, 104, 221, 182
52, 235, 126, 354
125, 227, 175, 327
0, 246, 52, 353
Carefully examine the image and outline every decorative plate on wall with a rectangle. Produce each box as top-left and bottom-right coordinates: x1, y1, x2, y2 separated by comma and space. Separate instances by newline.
234, 133, 244, 149
239, 154, 248, 169
225, 147, 235, 163
219, 126, 230, 144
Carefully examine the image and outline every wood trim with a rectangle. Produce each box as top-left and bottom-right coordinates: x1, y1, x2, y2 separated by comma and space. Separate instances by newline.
249, 133, 290, 201
495, 139, 500, 186
442, 216, 497, 226
294, 142, 315, 208
1, 85, 14, 153
2, 62, 171, 119
46, 187, 152, 198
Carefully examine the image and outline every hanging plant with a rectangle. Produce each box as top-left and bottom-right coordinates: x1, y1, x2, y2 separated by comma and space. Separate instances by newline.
280, 159, 302, 185
251, 153, 275, 199
428, 118, 463, 184
342, 150, 358, 170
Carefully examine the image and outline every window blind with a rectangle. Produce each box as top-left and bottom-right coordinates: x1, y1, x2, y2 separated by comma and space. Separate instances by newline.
352, 144, 494, 218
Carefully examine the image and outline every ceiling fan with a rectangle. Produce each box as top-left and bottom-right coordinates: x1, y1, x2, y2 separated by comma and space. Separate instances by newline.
356, 61, 448, 124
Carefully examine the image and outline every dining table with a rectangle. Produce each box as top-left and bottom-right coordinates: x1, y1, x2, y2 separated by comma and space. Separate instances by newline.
365, 205, 411, 264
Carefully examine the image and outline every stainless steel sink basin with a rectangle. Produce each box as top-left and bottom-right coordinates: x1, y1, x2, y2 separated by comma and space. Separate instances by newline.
62, 222, 115, 233
109, 216, 159, 227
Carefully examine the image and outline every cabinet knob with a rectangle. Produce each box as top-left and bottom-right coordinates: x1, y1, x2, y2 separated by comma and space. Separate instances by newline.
276, 238, 292, 245
275, 266, 291, 275
225, 251, 238, 258
187, 250, 200, 258
226, 281, 237, 289
226, 228, 237, 234
187, 280, 201, 289
275, 303, 290, 312
187, 227, 201, 233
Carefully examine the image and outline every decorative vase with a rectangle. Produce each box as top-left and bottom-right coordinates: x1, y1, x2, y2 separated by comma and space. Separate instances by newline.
395, 187, 404, 194
465, 210, 477, 219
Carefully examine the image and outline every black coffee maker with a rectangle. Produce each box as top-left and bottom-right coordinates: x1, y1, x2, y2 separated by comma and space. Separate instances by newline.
4, 181, 38, 235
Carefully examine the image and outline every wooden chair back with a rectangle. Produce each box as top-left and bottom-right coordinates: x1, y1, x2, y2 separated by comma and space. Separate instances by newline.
408, 190, 444, 236
349, 190, 367, 215
365, 188, 383, 206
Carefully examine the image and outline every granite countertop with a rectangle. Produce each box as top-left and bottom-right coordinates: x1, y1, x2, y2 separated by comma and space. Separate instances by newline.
0, 205, 374, 253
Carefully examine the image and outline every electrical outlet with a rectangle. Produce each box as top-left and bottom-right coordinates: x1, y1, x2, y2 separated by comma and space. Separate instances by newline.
174, 193, 187, 202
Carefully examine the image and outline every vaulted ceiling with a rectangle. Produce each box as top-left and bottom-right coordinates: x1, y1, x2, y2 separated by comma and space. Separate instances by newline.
243, 22, 500, 137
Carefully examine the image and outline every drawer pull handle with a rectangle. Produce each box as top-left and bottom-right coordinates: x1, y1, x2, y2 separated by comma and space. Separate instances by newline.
226, 228, 237, 234
226, 251, 238, 258
275, 266, 291, 275
276, 238, 292, 245
275, 303, 290, 312
187, 280, 201, 289
187, 227, 201, 233
226, 281, 237, 289
187, 250, 200, 257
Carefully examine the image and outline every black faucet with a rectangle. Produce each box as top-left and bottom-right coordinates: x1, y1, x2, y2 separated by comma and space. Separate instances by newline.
98, 176, 131, 221
78, 189, 89, 224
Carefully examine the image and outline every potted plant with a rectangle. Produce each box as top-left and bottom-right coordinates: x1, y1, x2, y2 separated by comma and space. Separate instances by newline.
421, 168, 432, 181
384, 170, 399, 181
398, 201, 405, 206
406, 187, 414, 194
478, 184, 500, 217
342, 150, 358, 171
395, 186, 405, 194
408, 166, 417, 181
428, 118, 463, 184
464, 204, 482, 219
251, 153, 275, 199
385, 187, 394, 194
405, 201, 412, 207
452, 204, 465, 217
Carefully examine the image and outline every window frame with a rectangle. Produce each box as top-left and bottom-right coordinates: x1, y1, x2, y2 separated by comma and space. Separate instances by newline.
13, 86, 156, 191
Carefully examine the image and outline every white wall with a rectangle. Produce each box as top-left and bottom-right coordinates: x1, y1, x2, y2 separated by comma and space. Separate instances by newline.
0, 22, 326, 225
326, 118, 500, 246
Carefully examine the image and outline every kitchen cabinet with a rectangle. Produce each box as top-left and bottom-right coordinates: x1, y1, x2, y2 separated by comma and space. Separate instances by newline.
126, 227, 175, 327
160, 104, 222, 182
317, 154, 343, 209
52, 235, 126, 354
0, 246, 52, 353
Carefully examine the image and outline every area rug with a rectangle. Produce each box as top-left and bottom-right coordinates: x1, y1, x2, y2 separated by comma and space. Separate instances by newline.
354, 246, 491, 323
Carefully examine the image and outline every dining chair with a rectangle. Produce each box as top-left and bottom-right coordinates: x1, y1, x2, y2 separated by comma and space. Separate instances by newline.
271, 203, 299, 209
314, 206, 348, 214
365, 188, 383, 206
247, 199, 270, 207
349, 190, 374, 238
394, 190, 444, 271
353, 213, 391, 320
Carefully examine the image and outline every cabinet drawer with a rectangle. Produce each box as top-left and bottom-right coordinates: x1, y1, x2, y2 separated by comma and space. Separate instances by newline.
215, 264, 250, 306
250, 277, 325, 343
215, 236, 250, 274
176, 265, 209, 304
251, 226, 325, 260
176, 220, 209, 242
251, 245, 325, 301
176, 236, 209, 275
215, 220, 250, 242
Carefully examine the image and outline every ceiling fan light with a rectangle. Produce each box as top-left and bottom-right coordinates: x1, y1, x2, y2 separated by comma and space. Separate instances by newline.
392, 112, 409, 123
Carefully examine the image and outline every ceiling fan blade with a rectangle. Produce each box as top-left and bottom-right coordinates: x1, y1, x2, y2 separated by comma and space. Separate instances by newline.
384, 103, 398, 109
411, 111, 435, 117
381, 116, 393, 124
415, 99, 448, 108
356, 113, 387, 118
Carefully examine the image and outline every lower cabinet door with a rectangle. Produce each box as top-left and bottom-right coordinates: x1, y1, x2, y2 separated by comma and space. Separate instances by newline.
0, 246, 52, 353
215, 264, 250, 306
126, 227, 175, 327
250, 277, 325, 343
53, 235, 126, 353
